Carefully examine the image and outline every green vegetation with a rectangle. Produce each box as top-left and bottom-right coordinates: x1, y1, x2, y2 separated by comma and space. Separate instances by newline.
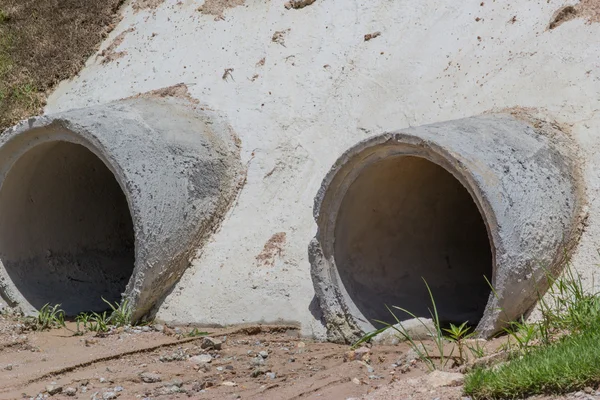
75, 297, 133, 333
355, 278, 485, 370
27, 303, 65, 331
465, 262, 600, 399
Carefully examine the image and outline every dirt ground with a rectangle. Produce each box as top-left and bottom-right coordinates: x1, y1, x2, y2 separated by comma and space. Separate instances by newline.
0, 311, 477, 400
3, 312, 597, 400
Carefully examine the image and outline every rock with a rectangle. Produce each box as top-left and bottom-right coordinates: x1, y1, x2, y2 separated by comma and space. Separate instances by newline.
102, 392, 117, 399
297, 342, 306, 348
426, 371, 465, 388
114, 386, 124, 392
468, 351, 509, 371
190, 354, 212, 364
153, 324, 164, 333
258, 350, 269, 359
201, 337, 222, 350
372, 318, 435, 345
141, 326, 150, 332
64, 387, 77, 396
46, 385, 62, 395
343, 346, 371, 363
168, 379, 183, 388
251, 356, 265, 366
266, 372, 276, 380
4, 364, 12, 371
352, 377, 361, 385
251, 368, 266, 378
99, 377, 106, 383
221, 381, 237, 387
140, 372, 162, 383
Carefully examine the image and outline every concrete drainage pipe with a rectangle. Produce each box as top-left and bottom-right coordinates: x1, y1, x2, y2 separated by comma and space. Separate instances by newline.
0, 96, 242, 319
310, 113, 584, 343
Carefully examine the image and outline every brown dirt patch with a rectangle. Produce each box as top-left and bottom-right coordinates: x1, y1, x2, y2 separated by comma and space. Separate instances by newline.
256, 232, 287, 267
0, 315, 422, 400
198, 0, 246, 18
0, 0, 124, 132
132, 0, 165, 13
549, 0, 600, 29
98, 27, 135, 64
133, 83, 201, 105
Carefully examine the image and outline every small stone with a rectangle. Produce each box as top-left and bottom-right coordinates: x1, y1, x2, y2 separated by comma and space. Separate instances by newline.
64, 387, 77, 396
141, 326, 150, 332
140, 372, 162, 383
297, 342, 306, 348
174, 327, 182, 335
169, 379, 183, 388
46, 385, 62, 395
221, 381, 237, 387
190, 354, 212, 364
201, 337, 223, 350
132, 329, 142, 334
99, 377, 106, 383
266, 372, 276, 380
102, 392, 117, 400
4, 364, 12, 371
426, 371, 465, 388
114, 386, 123, 392
251, 357, 265, 366
251, 368, 266, 378
153, 324, 164, 333
352, 377, 361, 385
258, 351, 269, 359
344, 347, 371, 363
368, 375, 383, 380
584, 387, 594, 394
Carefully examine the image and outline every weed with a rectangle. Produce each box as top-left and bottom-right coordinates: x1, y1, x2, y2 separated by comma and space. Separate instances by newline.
29, 303, 65, 331
102, 297, 132, 327
88, 311, 110, 333
0, 9, 8, 23
444, 322, 473, 365
356, 278, 454, 371
187, 328, 210, 337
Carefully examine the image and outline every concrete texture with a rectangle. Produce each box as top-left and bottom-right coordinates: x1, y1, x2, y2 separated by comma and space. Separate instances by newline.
311, 114, 583, 342
39, 0, 600, 338
0, 96, 242, 318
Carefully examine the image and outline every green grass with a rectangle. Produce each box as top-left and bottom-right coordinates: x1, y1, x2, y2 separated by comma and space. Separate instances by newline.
465, 325, 600, 399
465, 261, 600, 399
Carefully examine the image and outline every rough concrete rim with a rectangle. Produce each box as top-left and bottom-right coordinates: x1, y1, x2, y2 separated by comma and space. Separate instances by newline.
310, 113, 585, 343
0, 96, 243, 320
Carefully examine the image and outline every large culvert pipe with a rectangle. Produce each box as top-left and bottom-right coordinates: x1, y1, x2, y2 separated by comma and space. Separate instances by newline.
0, 96, 242, 319
310, 113, 584, 343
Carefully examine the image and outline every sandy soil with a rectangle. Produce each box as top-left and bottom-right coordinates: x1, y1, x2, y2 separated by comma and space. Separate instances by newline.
0, 312, 448, 400
3, 311, 593, 400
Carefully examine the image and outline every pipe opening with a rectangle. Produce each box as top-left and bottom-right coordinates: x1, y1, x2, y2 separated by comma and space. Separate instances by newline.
334, 155, 493, 327
0, 141, 135, 315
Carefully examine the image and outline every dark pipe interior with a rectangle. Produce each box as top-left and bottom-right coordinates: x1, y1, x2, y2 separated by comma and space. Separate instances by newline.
0, 141, 135, 315
334, 155, 493, 326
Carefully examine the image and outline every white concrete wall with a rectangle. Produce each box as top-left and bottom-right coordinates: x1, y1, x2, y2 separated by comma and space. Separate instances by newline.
46, 0, 600, 337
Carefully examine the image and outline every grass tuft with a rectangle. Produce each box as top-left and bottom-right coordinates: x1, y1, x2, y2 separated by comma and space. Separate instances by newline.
465, 326, 600, 399
465, 260, 600, 399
